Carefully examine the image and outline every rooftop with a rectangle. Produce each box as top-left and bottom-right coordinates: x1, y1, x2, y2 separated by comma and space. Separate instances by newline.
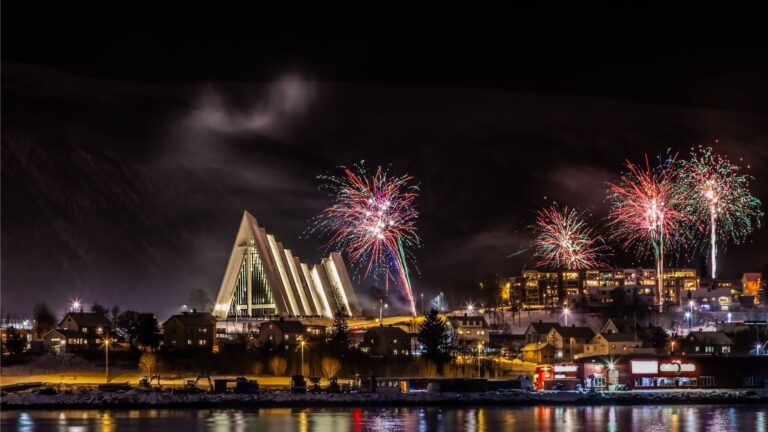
60, 312, 112, 328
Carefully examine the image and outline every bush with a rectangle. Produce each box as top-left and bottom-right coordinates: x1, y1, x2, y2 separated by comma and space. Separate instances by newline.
321, 357, 341, 379
251, 361, 263, 376
269, 356, 287, 376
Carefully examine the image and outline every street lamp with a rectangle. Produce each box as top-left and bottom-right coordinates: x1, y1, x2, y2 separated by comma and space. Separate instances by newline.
466, 303, 475, 316
685, 311, 692, 331
299, 340, 306, 377
670, 340, 676, 354
477, 342, 484, 377
379, 300, 388, 323
102, 337, 111, 383
70, 298, 81, 312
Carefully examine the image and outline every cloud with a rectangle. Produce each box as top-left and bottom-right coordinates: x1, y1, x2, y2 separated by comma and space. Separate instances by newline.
188, 74, 316, 136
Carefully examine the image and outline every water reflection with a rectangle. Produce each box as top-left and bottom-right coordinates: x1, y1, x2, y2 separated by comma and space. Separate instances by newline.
2, 405, 766, 431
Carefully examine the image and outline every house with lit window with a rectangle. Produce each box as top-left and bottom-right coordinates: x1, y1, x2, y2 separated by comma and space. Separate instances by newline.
360, 325, 413, 357
258, 318, 307, 348
520, 342, 555, 364
448, 315, 490, 346
681, 331, 734, 355
42, 312, 112, 353
524, 321, 561, 344
162, 311, 216, 351
742, 273, 761, 301
547, 325, 595, 361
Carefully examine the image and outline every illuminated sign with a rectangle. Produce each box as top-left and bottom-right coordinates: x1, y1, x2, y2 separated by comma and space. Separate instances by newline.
631, 360, 658, 374
659, 362, 695, 375
554, 365, 578, 373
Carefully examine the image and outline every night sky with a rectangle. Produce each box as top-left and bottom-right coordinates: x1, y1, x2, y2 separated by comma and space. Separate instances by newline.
3, 8, 767, 318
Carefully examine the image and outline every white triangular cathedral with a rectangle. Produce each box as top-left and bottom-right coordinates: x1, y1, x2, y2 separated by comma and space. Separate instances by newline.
213, 211, 361, 319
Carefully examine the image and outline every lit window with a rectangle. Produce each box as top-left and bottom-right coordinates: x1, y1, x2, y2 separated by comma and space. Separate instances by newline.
199, 339, 207, 345
393, 339, 398, 344
96, 327, 103, 335
284, 335, 289, 340
722, 346, 730, 353
187, 339, 192, 345
705, 346, 714, 353
393, 350, 398, 355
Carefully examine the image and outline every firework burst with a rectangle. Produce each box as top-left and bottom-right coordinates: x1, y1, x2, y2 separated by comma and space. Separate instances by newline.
312, 163, 420, 316
533, 205, 609, 270
607, 154, 694, 310
678, 146, 763, 278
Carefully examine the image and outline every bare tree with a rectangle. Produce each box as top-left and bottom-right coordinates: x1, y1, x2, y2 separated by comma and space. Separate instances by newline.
320, 357, 341, 379
251, 361, 263, 376
269, 356, 287, 376
138, 351, 157, 377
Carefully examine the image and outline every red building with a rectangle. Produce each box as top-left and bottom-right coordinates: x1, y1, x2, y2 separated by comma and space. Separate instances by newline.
576, 355, 768, 389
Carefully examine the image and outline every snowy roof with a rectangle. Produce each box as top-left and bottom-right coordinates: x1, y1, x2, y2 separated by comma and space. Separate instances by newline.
686, 331, 734, 346
527, 322, 561, 334
553, 326, 595, 340
163, 312, 215, 327
262, 319, 306, 334
60, 312, 111, 328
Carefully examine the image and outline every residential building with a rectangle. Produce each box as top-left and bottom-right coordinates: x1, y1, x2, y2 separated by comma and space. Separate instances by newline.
448, 315, 490, 346
360, 326, 413, 357
511, 268, 698, 309
547, 325, 595, 361
42, 312, 112, 352
521, 342, 556, 364
580, 332, 642, 357
742, 273, 761, 301
681, 331, 734, 355
258, 319, 307, 348
42, 329, 94, 354
524, 321, 561, 344
162, 311, 216, 351
59, 312, 112, 337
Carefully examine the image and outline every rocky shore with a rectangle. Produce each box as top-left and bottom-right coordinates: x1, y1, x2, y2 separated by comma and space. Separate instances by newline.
3, 388, 767, 410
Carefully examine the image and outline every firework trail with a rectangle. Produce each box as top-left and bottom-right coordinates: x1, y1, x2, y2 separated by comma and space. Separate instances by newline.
311, 163, 420, 316
678, 146, 763, 279
532, 205, 609, 269
607, 155, 693, 311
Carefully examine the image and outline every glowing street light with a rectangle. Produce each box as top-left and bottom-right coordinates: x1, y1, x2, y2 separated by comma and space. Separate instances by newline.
70, 298, 81, 312
727, 312, 732, 323
563, 306, 571, 327
379, 300, 388, 323
466, 303, 475, 316
299, 339, 307, 377
101, 337, 111, 383
685, 311, 692, 331
477, 342, 484, 377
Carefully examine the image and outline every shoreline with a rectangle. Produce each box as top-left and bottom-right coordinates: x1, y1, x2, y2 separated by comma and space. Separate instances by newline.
3, 389, 767, 410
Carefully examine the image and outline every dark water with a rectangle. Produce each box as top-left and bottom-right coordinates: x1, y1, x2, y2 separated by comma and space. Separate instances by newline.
2, 405, 767, 431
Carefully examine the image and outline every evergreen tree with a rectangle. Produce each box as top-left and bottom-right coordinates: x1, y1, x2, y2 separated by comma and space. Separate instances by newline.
32, 302, 57, 339
330, 309, 349, 356
91, 302, 108, 316
417, 308, 452, 372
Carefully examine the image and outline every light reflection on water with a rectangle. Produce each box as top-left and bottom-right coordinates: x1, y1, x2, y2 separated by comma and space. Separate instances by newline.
1, 405, 766, 432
